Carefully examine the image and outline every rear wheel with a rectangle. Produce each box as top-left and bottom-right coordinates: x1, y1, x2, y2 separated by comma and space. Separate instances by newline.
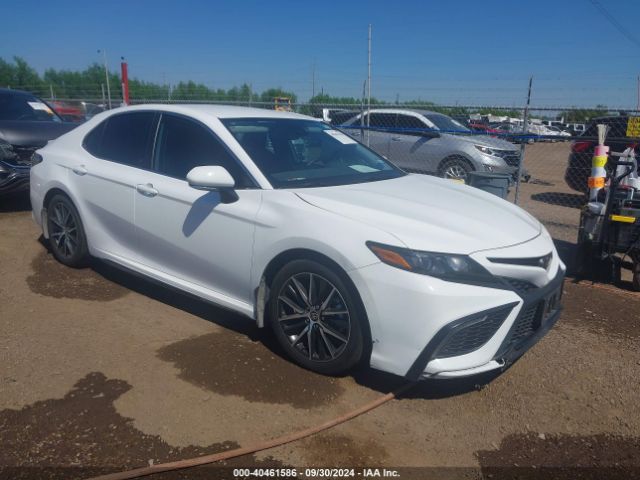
46, 194, 89, 268
439, 156, 474, 181
268, 259, 365, 375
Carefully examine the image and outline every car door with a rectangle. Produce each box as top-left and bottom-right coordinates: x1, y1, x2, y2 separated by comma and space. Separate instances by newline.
133, 112, 262, 310
388, 114, 441, 172
347, 113, 393, 158
72, 111, 158, 260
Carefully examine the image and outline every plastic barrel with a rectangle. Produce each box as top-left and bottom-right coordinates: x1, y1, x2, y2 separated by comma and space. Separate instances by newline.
466, 172, 511, 199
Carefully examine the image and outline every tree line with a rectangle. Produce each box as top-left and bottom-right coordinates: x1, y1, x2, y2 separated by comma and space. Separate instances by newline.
0, 56, 608, 122
0, 56, 298, 104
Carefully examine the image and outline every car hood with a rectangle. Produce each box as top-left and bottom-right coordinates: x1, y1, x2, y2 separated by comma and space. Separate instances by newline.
295, 174, 541, 254
0, 120, 78, 148
443, 132, 517, 150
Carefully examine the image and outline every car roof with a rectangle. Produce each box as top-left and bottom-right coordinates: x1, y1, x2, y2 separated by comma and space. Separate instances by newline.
118, 103, 315, 120
365, 108, 441, 116
0, 88, 38, 97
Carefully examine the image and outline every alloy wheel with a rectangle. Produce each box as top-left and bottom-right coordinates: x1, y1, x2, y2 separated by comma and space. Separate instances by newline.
443, 163, 468, 180
49, 201, 79, 259
276, 272, 351, 362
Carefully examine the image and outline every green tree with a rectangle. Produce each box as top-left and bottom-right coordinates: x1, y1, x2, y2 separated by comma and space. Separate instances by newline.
558, 105, 609, 123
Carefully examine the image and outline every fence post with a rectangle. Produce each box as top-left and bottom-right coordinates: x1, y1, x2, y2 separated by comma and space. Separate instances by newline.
514, 76, 533, 205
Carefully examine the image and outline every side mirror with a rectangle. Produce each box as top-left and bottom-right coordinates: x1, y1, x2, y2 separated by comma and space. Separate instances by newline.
187, 166, 235, 190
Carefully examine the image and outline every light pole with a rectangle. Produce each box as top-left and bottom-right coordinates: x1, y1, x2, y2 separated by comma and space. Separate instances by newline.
98, 49, 112, 109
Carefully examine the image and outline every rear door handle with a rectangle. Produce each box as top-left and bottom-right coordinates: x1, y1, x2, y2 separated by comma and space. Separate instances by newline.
136, 183, 158, 197
391, 137, 402, 141
72, 165, 87, 176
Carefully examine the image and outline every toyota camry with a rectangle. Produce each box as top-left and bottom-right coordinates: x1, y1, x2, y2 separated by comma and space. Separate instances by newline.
30, 104, 565, 380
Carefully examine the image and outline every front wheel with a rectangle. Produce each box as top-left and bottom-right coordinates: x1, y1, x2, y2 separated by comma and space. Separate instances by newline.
268, 259, 366, 375
439, 156, 474, 181
46, 194, 90, 268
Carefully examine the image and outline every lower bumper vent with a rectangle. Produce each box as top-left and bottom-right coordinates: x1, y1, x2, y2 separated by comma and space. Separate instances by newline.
434, 305, 514, 359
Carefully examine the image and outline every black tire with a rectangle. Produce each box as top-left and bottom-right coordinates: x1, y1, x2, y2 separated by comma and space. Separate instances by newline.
268, 259, 366, 375
439, 156, 474, 181
46, 194, 89, 268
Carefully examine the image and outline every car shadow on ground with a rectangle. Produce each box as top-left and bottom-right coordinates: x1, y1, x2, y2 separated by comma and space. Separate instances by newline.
531, 192, 585, 209
0, 192, 31, 212
32, 233, 584, 401
68, 254, 495, 399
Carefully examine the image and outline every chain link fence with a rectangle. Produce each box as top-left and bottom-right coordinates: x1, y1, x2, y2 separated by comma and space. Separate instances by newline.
21, 92, 640, 245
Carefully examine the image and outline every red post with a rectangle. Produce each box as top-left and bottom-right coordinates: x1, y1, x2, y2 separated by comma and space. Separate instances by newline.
120, 61, 129, 105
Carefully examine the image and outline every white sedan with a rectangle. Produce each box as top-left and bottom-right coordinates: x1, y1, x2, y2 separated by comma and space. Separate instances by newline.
30, 104, 565, 380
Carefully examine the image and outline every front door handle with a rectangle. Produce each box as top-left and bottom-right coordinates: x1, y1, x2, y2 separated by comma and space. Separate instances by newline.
72, 165, 87, 176
391, 137, 402, 141
136, 183, 158, 197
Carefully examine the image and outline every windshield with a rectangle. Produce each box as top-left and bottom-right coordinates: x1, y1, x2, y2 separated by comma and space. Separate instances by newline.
222, 118, 405, 188
0, 92, 62, 122
423, 113, 470, 133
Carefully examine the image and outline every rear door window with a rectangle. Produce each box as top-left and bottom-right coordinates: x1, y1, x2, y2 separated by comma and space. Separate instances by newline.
83, 112, 157, 169
366, 113, 397, 129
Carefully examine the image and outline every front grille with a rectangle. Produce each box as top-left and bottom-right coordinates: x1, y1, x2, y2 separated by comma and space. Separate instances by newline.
491, 150, 520, 167
435, 306, 513, 359
502, 277, 539, 295
502, 154, 520, 167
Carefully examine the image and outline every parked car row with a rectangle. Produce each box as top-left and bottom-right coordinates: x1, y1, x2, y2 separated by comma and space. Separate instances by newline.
0, 86, 566, 381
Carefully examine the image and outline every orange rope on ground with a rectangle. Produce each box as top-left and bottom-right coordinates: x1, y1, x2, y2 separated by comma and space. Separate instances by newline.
86, 382, 416, 480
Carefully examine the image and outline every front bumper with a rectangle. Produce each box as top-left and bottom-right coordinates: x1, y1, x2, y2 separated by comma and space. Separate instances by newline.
0, 162, 30, 195
408, 269, 564, 380
350, 234, 565, 380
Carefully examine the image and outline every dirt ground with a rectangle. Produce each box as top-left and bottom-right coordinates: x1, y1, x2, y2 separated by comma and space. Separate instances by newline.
1, 144, 639, 480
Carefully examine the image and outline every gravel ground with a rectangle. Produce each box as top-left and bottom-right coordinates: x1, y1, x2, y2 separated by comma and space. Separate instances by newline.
1, 147, 639, 480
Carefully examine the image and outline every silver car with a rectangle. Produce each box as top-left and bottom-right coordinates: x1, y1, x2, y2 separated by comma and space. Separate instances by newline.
342, 109, 522, 180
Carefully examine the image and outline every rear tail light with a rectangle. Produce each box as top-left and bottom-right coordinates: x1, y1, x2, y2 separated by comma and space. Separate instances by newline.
571, 141, 594, 153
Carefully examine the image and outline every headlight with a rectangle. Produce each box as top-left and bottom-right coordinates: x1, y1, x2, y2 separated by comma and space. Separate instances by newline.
474, 144, 496, 156
366, 241, 500, 286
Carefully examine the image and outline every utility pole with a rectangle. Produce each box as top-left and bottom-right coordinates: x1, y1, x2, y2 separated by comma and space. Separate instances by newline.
637, 75, 639, 111
98, 49, 112, 109
367, 24, 372, 146
49, 84, 54, 100
515, 76, 533, 205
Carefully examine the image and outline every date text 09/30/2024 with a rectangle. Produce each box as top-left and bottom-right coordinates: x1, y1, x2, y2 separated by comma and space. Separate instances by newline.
232, 468, 401, 478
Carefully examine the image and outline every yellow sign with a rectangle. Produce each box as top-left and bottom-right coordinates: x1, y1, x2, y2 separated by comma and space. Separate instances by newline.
610, 214, 636, 223
592, 155, 607, 168
626, 117, 640, 137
